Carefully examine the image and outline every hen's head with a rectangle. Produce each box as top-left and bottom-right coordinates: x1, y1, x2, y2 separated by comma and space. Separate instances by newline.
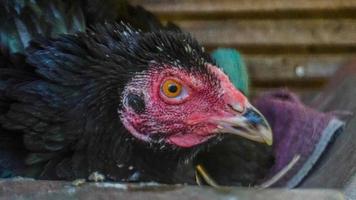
117, 25, 272, 148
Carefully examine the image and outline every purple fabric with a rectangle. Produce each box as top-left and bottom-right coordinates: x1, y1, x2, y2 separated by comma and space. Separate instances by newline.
254, 89, 342, 187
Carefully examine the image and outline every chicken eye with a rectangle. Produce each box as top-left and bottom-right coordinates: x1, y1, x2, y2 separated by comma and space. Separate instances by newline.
161, 79, 183, 98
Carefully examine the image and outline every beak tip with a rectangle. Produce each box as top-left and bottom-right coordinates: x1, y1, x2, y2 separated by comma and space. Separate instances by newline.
263, 129, 273, 146
265, 138, 273, 146
259, 126, 273, 146
258, 128, 273, 146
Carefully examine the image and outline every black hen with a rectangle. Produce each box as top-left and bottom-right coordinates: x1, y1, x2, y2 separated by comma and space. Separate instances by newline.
0, 0, 273, 184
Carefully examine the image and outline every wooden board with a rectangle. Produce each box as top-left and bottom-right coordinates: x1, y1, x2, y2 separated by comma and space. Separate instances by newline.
245, 54, 353, 82
174, 19, 356, 52
131, 0, 356, 19
241, 54, 351, 99
300, 63, 356, 194
0, 179, 345, 200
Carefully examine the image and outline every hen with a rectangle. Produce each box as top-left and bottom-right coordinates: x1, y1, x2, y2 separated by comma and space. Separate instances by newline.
0, 0, 272, 183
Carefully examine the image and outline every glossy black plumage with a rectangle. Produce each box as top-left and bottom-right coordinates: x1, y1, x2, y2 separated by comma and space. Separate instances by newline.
0, 0, 273, 185
0, 0, 208, 182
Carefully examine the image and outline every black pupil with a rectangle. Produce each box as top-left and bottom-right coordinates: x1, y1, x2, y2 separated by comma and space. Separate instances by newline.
168, 84, 178, 93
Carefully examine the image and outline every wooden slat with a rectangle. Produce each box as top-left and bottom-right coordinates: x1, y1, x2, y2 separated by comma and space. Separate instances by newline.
173, 19, 356, 51
245, 54, 353, 82
131, 0, 356, 19
242, 54, 353, 100
0, 179, 345, 200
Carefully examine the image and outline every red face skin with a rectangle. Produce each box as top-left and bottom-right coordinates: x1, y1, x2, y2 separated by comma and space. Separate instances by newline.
120, 64, 248, 148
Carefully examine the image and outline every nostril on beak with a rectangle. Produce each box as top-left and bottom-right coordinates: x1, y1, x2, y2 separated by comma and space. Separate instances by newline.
228, 103, 244, 113
242, 108, 269, 128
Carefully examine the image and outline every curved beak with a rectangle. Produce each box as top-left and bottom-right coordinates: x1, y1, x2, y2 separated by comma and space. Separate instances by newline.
216, 104, 273, 145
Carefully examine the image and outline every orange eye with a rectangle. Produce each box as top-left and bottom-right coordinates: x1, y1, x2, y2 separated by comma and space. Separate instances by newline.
161, 79, 183, 98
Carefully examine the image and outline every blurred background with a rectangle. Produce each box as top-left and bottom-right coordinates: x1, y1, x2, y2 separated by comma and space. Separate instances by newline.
131, 0, 356, 101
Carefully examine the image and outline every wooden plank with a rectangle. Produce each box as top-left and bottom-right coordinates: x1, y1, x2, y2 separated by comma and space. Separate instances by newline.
239, 54, 353, 100
131, 0, 356, 19
173, 19, 356, 50
244, 54, 353, 82
131, 0, 356, 13
299, 65, 356, 190
0, 179, 345, 200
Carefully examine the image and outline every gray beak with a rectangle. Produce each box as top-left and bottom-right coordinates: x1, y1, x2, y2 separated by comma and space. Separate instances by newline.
217, 104, 273, 145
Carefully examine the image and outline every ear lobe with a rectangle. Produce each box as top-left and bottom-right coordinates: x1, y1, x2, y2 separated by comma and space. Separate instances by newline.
126, 93, 146, 114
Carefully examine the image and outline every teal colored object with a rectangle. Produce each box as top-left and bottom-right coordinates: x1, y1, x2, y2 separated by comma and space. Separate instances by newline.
211, 48, 249, 96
